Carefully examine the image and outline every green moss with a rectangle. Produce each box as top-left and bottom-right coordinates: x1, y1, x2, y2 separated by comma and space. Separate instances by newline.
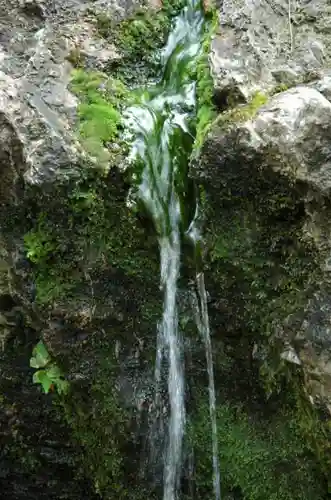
190, 393, 328, 500
60, 353, 126, 497
95, 1, 185, 84
193, 7, 267, 155
94, 12, 114, 38
21, 67, 160, 303
193, 6, 218, 153
200, 137, 321, 347
24, 178, 159, 305
24, 213, 74, 303
23, 61, 161, 304
197, 115, 331, 496
210, 216, 318, 353
24, 214, 57, 264
57, 329, 156, 500
212, 91, 268, 131
70, 69, 129, 167
272, 82, 291, 94
66, 46, 85, 68
114, 10, 169, 60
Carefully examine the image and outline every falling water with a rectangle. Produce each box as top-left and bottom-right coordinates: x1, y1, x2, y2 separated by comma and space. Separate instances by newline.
194, 270, 221, 500
124, 1, 220, 499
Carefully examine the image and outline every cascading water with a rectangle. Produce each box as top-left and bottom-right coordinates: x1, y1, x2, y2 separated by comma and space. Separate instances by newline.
124, 1, 220, 499
191, 270, 221, 500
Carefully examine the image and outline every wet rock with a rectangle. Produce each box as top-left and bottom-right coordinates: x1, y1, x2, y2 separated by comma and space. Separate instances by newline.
195, 79, 331, 415
0, 0, 159, 497
0, 70, 81, 187
0, 323, 99, 500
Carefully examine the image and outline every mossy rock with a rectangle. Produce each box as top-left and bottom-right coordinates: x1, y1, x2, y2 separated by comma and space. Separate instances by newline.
19, 125, 162, 500
190, 72, 331, 496
190, 391, 329, 500
94, 0, 186, 84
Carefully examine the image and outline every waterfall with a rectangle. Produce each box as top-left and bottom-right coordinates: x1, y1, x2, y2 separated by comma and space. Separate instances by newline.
195, 271, 221, 500
124, 1, 220, 499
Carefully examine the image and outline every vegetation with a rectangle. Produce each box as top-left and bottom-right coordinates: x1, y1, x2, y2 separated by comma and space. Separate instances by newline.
70, 69, 129, 167
190, 395, 328, 500
58, 328, 158, 500
17, 1, 331, 499
95, 0, 186, 84
30, 340, 69, 394
23, 176, 159, 305
211, 91, 268, 132
22, 27, 162, 496
193, 5, 218, 153
22, 65, 160, 305
24, 214, 57, 264
60, 348, 127, 497
24, 212, 74, 304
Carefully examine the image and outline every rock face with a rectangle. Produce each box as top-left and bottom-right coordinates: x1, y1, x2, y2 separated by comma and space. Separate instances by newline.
0, 0, 165, 497
198, 0, 331, 419
194, 80, 331, 410
1, 0, 331, 498
0, 0, 133, 187
200, 83, 331, 192
0, 326, 99, 500
210, 0, 331, 103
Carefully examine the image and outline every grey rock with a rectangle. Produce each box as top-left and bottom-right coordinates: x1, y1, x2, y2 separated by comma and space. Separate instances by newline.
197, 81, 331, 411
201, 85, 331, 192
0, 0, 130, 186
307, 69, 331, 101
87, 0, 142, 21
211, 0, 331, 102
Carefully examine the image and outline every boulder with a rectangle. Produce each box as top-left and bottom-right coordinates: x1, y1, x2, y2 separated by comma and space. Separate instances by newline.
194, 80, 331, 413
210, 0, 331, 103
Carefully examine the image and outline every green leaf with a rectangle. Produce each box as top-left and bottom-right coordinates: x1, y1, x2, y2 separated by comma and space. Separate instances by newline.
33, 370, 53, 393
30, 343, 70, 396
47, 364, 62, 381
30, 357, 40, 368
56, 379, 70, 395
30, 341, 51, 368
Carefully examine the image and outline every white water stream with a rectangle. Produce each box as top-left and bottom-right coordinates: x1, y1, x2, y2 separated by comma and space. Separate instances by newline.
124, 2, 220, 499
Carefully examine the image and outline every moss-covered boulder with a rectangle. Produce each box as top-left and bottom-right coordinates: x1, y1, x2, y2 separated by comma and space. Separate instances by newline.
187, 76, 331, 497
193, 83, 331, 403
